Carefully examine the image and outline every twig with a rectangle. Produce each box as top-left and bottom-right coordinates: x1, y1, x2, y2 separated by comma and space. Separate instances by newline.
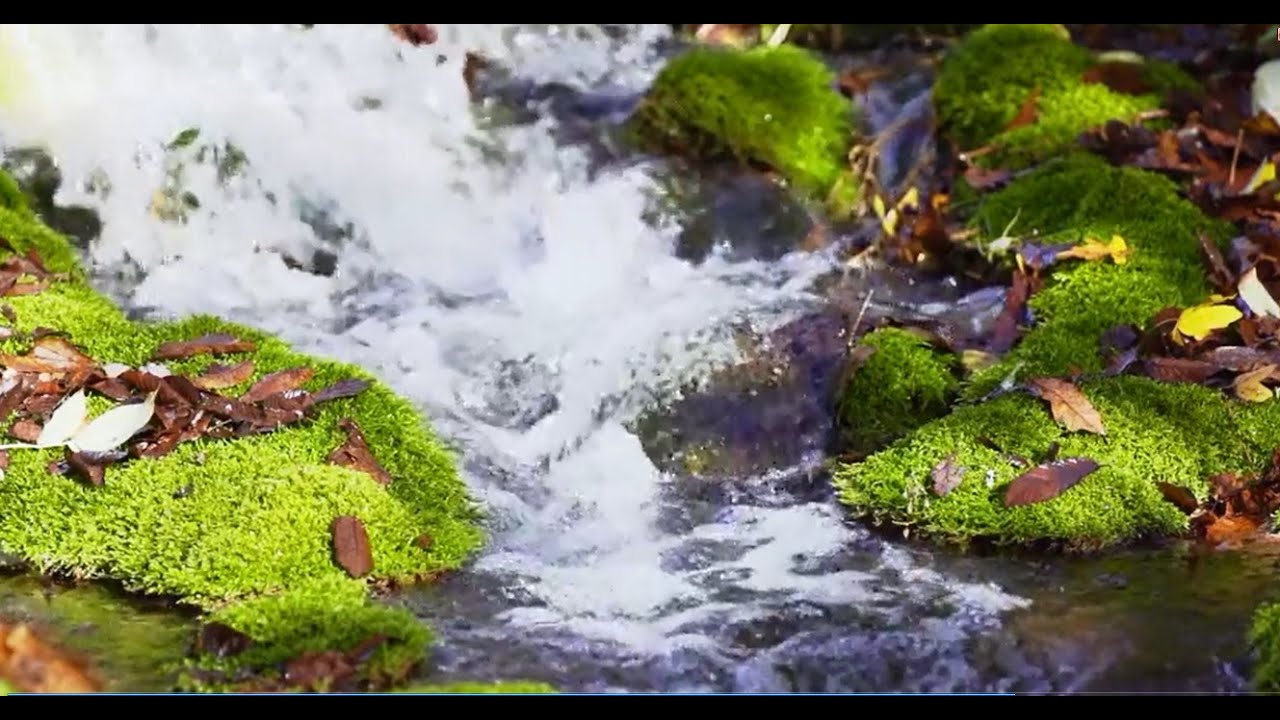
848, 289, 875, 347
1229, 128, 1245, 189
766, 24, 792, 47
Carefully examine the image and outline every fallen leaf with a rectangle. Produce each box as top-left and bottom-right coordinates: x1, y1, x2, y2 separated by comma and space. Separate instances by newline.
960, 349, 997, 372
1157, 481, 1200, 515
1004, 86, 1041, 131
414, 534, 433, 551
150, 333, 256, 361
1173, 302, 1243, 343
1058, 235, 1130, 264
1003, 457, 1100, 507
326, 418, 394, 486
35, 389, 88, 448
67, 391, 157, 454
241, 367, 314, 403
387, 23, 437, 46
987, 269, 1035, 354
0, 336, 97, 375
1239, 265, 1280, 318
1027, 377, 1107, 434
331, 515, 373, 578
283, 650, 357, 692
8, 419, 41, 443
931, 453, 965, 496
311, 379, 372, 404
1233, 364, 1277, 402
1143, 356, 1223, 384
63, 449, 108, 487
192, 361, 256, 391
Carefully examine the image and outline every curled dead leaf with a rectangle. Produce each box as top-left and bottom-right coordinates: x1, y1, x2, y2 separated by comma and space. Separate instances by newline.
150, 333, 256, 361
326, 418, 393, 486
241, 366, 314, 404
1027, 377, 1106, 435
192, 360, 256, 391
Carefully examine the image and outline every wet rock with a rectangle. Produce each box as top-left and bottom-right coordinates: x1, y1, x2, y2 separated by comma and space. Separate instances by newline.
668, 169, 818, 264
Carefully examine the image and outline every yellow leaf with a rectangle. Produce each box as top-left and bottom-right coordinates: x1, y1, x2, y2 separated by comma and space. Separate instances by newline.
1058, 234, 1130, 264
895, 186, 920, 213
1234, 365, 1277, 403
1173, 303, 1243, 343
872, 194, 887, 219
1245, 159, 1277, 194
960, 349, 997, 373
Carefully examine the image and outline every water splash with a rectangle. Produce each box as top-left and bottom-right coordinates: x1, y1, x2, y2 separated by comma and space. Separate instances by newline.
0, 24, 1036, 690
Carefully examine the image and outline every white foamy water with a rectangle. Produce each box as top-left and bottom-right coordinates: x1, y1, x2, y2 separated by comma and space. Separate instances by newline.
0, 23, 1030, 674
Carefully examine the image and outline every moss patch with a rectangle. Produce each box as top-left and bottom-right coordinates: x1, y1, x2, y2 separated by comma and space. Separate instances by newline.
1250, 602, 1280, 692
964, 153, 1232, 397
836, 327, 960, 456
0, 172, 485, 689
933, 24, 1197, 168
628, 44, 856, 204
396, 680, 557, 694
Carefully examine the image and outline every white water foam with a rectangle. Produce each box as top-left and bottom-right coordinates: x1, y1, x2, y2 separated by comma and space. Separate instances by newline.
0, 24, 1029, 661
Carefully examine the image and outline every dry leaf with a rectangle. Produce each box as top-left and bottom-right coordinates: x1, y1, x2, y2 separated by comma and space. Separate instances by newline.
931, 453, 965, 496
1239, 266, 1280, 318
192, 361, 256, 390
1027, 377, 1106, 434
1234, 365, 1277, 402
151, 333, 256, 361
331, 515, 373, 578
35, 389, 87, 448
1058, 235, 1130, 264
67, 391, 157, 453
0, 336, 96, 375
1004, 457, 1100, 507
1004, 86, 1041, 131
241, 367, 314, 403
326, 418, 394, 486
1157, 481, 1200, 515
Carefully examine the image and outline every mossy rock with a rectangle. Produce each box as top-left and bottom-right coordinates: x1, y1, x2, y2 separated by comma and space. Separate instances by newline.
1250, 602, 1280, 692
627, 44, 857, 212
836, 327, 960, 456
0, 171, 488, 689
933, 24, 1198, 168
831, 153, 1254, 550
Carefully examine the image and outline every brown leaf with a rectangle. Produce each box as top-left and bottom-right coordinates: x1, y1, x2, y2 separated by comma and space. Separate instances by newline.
9, 418, 41, 443
1143, 356, 1222, 384
931, 453, 964, 496
1003, 457, 1100, 507
64, 449, 108, 487
1027, 377, 1106, 434
86, 376, 133, 402
0, 622, 101, 693
192, 360, 256, 391
195, 622, 252, 659
326, 418, 394, 486
962, 165, 1013, 192
311, 378, 372, 404
1199, 232, 1237, 294
241, 366, 314, 403
331, 515, 374, 578
150, 333, 256, 361
1003, 86, 1041, 131
1082, 61, 1151, 95
1157, 481, 1200, 515
2, 279, 49, 297
414, 534, 433, 551
283, 650, 357, 692
987, 269, 1034, 354
0, 335, 97, 375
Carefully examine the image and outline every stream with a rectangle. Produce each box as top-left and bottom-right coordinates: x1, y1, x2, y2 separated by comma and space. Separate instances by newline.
0, 24, 1278, 694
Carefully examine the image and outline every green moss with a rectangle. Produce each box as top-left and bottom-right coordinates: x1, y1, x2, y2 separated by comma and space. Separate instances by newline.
835, 375, 1280, 549
964, 153, 1232, 396
0, 678, 12, 694
627, 44, 855, 203
836, 327, 960, 455
0, 169, 487, 690
759, 24, 975, 51
933, 24, 1197, 167
185, 576, 429, 689
0, 167, 29, 215
1250, 602, 1280, 692
396, 680, 557, 694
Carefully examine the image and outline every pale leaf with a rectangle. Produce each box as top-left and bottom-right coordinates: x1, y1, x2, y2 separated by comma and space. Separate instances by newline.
1174, 303, 1243, 343
1239, 266, 1280, 318
68, 391, 157, 454
36, 389, 88, 448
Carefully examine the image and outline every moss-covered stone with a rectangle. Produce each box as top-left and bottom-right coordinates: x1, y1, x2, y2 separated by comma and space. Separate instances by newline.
0, 172, 487, 690
836, 327, 960, 456
963, 153, 1232, 397
396, 680, 557, 694
933, 24, 1197, 168
832, 155, 1249, 550
1250, 602, 1280, 692
627, 44, 856, 206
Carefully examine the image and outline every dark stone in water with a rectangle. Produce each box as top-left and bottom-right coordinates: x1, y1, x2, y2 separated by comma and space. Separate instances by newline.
673, 170, 817, 264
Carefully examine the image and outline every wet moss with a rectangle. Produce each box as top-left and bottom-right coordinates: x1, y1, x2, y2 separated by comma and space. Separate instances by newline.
1250, 602, 1280, 692
0, 170, 486, 690
836, 327, 960, 456
933, 24, 1197, 168
627, 44, 856, 206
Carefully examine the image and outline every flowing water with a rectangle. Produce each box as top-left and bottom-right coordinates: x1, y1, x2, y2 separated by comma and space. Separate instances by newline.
0, 23, 1276, 693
